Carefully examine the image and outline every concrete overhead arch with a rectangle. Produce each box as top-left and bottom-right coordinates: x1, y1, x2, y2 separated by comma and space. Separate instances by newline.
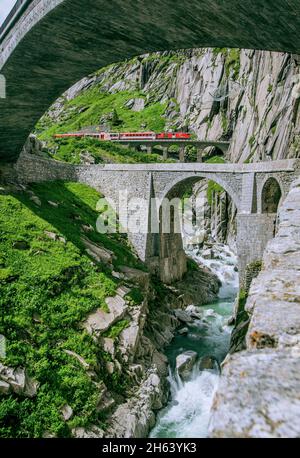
1, 0, 300, 161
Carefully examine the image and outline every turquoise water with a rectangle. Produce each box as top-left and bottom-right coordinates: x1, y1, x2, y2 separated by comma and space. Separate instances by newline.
150, 244, 238, 438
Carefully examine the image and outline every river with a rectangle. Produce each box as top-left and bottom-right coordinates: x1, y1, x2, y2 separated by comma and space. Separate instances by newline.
150, 243, 239, 438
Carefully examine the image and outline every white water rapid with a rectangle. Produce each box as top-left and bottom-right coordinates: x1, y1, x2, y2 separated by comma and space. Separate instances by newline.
150, 243, 239, 438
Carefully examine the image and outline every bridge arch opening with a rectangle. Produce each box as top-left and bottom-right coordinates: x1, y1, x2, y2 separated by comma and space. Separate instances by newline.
157, 175, 238, 288
261, 177, 282, 214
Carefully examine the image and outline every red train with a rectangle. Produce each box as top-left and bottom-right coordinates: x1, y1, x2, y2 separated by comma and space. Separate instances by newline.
53, 131, 191, 141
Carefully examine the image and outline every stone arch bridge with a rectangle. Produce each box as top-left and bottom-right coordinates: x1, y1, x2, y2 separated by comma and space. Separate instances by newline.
1, 0, 300, 162
15, 155, 300, 287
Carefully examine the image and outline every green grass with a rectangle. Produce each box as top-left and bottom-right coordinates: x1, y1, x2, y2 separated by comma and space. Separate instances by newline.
36, 86, 169, 165
0, 181, 145, 438
38, 89, 167, 140
44, 137, 174, 165
212, 48, 240, 80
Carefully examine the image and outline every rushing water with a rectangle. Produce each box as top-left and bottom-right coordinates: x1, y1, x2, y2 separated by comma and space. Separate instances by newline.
150, 243, 239, 438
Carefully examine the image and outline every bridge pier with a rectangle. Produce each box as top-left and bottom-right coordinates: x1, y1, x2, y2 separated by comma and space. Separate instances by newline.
197, 149, 203, 163
162, 147, 168, 160
179, 147, 185, 162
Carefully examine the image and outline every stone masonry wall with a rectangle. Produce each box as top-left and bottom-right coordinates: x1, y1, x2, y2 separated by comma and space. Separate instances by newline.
209, 178, 300, 438
236, 213, 277, 289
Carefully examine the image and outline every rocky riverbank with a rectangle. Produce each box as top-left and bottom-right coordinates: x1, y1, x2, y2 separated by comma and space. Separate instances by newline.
0, 177, 222, 438
100, 265, 220, 438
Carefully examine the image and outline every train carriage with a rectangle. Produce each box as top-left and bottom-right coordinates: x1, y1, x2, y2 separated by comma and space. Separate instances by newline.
54, 131, 191, 140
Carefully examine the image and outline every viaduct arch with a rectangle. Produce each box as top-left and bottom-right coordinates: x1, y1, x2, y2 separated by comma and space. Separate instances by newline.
1, 0, 300, 162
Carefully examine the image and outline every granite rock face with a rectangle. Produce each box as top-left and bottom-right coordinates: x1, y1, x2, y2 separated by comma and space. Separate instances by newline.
176, 351, 198, 381
210, 349, 300, 438
0, 363, 38, 398
41, 48, 300, 166
209, 179, 300, 438
104, 369, 166, 438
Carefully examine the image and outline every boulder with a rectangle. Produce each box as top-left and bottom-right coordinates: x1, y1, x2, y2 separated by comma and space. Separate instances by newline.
13, 241, 30, 250
83, 294, 127, 337
119, 265, 149, 288
118, 302, 147, 361
44, 231, 66, 244
0, 380, 10, 394
82, 237, 114, 265
106, 362, 115, 375
199, 355, 219, 371
61, 404, 73, 421
178, 327, 189, 336
105, 369, 164, 438
44, 231, 57, 241
72, 426, 104, 438
80, 151, 96, 165
125, 98, 145, 112
174, 309, 193, 324
64, 350, 91, 370
81, 224, 94, 233
227, 316, 236, 326
29, 195, 41, 207
48, 201, 59, 208
176, 351, 198, 380
0, 363, 38, 397
102, 337, 115, 357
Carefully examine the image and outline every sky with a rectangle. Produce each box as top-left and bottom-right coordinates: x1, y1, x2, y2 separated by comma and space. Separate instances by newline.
0, 0, 17, 26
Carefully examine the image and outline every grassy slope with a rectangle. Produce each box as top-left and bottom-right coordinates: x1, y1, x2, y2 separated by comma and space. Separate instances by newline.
36, 85, 172, 164
0, 182, 144, 438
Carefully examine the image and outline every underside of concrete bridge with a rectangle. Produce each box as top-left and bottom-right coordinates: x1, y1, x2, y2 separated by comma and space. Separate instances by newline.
1, 0, 300, 162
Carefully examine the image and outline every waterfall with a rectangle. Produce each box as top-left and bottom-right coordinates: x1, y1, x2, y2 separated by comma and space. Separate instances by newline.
150, 243, 238, 438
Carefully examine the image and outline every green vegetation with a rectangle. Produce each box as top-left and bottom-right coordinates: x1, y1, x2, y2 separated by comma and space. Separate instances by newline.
212, 48, 241, 81
36, 86, 170, 165
43, 137, 174, 165
0, 182, 144, 437
249, 135, 256, 147
37, 90, 167, 140
125, 288, 144, 306
187, 258, 200, 272
103, 320, 130, 339
237, 289, 248, 314
225, 48, 241, 81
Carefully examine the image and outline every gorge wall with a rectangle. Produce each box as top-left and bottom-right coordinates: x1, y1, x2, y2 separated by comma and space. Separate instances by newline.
37, 48, 300, 164
210, 177, 300, 438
